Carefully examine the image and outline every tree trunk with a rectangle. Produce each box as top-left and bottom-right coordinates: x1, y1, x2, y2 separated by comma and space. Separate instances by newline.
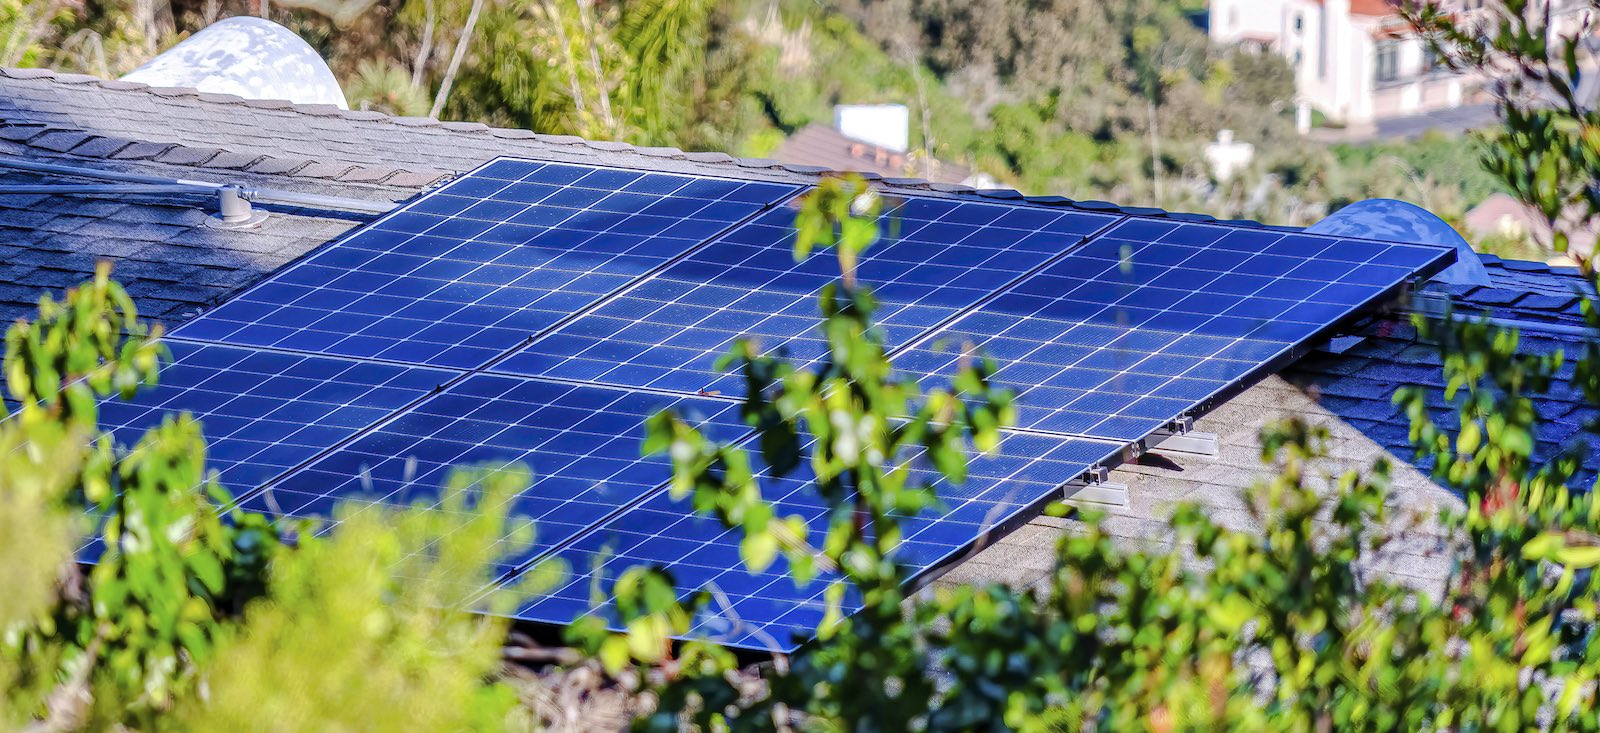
411, 0, 436, 89
1147, 99, 1163, 206
430, 0, 485, 119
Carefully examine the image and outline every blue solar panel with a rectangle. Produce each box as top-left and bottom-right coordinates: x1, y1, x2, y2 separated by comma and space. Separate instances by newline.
893, 218, 1456, 442
173, 160, 801, 370
132, 159, 1456, 654
236, 374, 748, 577
492, 198, 1116, 392
81, 340, 451, 561
500, 431, 1119, 652
95, 340, 451, 492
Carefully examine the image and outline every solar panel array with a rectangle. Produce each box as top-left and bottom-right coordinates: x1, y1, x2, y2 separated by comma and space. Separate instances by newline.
82, 340, 451, 561
510, 433, 1124, 650
174, 161, 798, 369
492, 200, 1117, 393
91, 157, 1454, 653
238, 376, 749, 577
893, 218, 1456, 442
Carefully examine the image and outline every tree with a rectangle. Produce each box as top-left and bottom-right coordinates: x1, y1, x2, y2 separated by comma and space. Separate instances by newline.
0, 265, 536, 730
1405, 0, 1600, 261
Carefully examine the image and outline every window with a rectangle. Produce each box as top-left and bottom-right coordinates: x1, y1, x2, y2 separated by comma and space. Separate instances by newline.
1229, 6, 1239, 29
1294, 13, 1304, 32
1375, 41, 1400, 82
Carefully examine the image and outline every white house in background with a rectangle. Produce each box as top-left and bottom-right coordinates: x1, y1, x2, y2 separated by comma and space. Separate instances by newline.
1209, 0, 1598, 128
1209, 0, 1487, 126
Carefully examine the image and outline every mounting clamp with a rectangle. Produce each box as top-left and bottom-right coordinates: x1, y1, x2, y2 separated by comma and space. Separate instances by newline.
1061, 464, 1128, 509
1143, 415, 1219, 459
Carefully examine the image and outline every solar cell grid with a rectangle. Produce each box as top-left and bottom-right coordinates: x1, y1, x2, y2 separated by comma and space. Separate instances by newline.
493, 197, 1116, 393
504, 431, 1119, 652
237, 374, 749, 577
894, 218, 1455, 442
95, 340, 452, 492
174, 160, 801, 370
82, 340, 451, 560
117, 156, 1457, 653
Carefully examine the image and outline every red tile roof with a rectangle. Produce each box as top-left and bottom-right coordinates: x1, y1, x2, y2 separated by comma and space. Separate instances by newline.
771, 124, 971, 185
1349, 0, 1400, 16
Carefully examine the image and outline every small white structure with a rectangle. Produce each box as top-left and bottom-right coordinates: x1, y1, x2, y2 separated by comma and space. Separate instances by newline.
122, 17, 347, 109
833, 104, 910, 154
1203, 129, 1255, 181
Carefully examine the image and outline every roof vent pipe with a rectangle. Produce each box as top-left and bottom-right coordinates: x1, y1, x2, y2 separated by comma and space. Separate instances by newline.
206, 185, 268, 229
1304, 198, 1491, 286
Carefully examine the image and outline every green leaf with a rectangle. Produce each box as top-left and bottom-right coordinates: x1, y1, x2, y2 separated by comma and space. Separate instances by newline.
741, 531, 780, 572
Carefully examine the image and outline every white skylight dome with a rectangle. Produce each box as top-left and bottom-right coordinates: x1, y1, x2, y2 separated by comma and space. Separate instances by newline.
121, 17, 347, 110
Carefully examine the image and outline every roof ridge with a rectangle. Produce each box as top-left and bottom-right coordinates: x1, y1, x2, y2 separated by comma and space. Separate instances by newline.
1, 65, 1216, 221
0, 118, 454, 189
3, 66, 945, 187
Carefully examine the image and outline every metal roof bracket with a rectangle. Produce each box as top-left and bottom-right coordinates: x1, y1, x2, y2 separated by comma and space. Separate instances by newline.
1144, 416, 1219, 460
1062, 465, 1128, 509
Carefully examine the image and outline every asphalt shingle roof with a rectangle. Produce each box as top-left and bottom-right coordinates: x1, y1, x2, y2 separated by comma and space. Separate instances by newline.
1, 65, 1594, 598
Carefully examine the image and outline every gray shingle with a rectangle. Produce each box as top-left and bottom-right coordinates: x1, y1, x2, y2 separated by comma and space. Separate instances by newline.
245, 157, 312, 175
198, 151, 265, 169
155, 146, 222, 166
110, 141, 176, 159
0, 124, 49, 142
28, 130, 93, 152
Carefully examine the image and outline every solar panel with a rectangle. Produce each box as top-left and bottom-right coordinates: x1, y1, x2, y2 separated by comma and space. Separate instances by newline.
82, 339, 451, 560
173, 160, 802, 370
95, 340, 452, 491
236, 374, 748, 577
893, 218, 1456, 442
491, 199, 1116, 393
500, 431, 1121, 652
113, 155, 1455, 655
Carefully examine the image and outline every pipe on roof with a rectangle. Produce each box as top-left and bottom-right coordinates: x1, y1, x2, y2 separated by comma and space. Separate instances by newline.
0, 157, 223, 188
1465, 316, 1595, 338
241, 187, 397, 215
0, 156, 399, 215
0, 184, 208, 195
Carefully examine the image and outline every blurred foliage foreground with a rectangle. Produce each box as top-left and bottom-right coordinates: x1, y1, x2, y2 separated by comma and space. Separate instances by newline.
0, 173, 1598, 731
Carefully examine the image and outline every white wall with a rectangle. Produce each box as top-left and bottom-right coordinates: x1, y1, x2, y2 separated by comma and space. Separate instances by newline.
1209, 0, 1292, 45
